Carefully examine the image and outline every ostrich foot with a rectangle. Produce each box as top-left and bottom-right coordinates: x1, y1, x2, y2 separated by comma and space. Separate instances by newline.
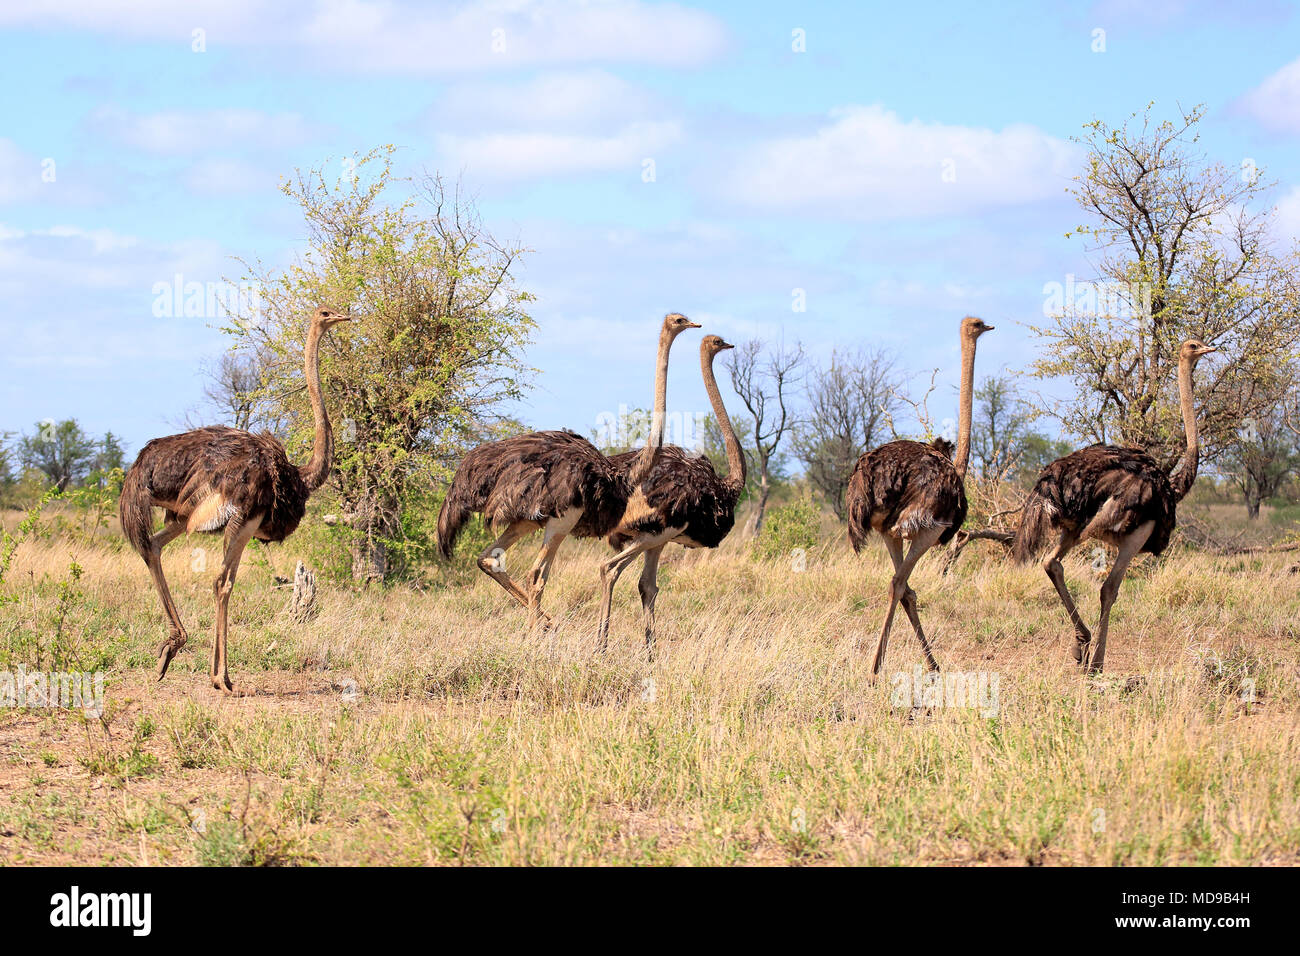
155, 632, 187, 681
211, 675, 251, 696
1070, 632, 1092, 666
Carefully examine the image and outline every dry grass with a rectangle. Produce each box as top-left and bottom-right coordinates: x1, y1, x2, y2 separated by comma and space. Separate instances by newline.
1, 513, 1298, 865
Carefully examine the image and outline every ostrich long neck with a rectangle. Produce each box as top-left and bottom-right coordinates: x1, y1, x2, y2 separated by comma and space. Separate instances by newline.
952, 333, 976, 480
298, 322, 334, 492
703, 347, 746, 490
627, 327, 674, 487
1169, 354, 1200, 502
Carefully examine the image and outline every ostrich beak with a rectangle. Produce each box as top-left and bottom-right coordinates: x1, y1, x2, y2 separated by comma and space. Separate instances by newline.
686, 320, 701, 329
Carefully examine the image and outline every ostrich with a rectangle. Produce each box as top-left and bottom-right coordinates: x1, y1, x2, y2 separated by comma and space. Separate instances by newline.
846, 315, 993, 676
119, 307, 352, 694
597, 334, 746, 650
1012, 338, 1217, 673
436, 313, 700, 628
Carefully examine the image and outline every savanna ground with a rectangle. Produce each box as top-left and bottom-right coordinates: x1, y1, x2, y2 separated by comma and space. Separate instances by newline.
1, 501, 1298, 866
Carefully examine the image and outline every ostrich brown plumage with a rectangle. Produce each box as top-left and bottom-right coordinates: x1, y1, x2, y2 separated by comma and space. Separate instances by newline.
598, 335, 746, 650
435, 313, 700, 629
1011, 338, 1217, 673
119, 307, 352, 694
846, 315, 993, 676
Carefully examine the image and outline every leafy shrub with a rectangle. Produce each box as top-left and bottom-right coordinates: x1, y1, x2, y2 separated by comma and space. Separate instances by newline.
754, 494, 821, 562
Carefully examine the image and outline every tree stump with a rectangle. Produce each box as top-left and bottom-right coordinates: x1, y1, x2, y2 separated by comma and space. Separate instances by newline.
291, 560, 318, 622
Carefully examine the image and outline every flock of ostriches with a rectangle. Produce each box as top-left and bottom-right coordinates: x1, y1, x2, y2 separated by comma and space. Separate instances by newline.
119, 309, 1216, 695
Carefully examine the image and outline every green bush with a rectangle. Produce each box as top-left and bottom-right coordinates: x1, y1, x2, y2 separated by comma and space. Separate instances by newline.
282, 487, 496, 586
754, 494, 821, 562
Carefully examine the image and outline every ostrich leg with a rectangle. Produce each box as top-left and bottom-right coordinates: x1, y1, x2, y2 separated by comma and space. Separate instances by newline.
524, 510, 581, 631
869, 526, 943, 676
596, 549, 644, 648
1042, 530, 1091, 664
147, 518, 190, 680
597, 530, 675, 649
897, 577, 941, 673
211, 517, 261, 695
1087, 522, 1152, 674
476, 522, 539, 614
637, 544, 665, 653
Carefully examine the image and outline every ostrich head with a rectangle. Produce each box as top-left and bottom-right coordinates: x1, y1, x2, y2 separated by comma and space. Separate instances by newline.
702, 334, 734, 356
930, 436, 955, 458
1180, 338, 1217, 364
312, 307, 353, 329
961, 315, 994, 339
662, 312, 701, 337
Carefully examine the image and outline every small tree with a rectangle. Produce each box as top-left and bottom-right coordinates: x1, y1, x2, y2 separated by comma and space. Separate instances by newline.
93, 432, 126, 475
0, 431, 14, 490
792, 347, 902, 520
970, 375, 1040, 479
19, 419, 97, 491
1224, 406, 1299, 519
725, 338, 805, 533
201, 352, 263, 431
1030, 104, 1300, 467
700, 412, 758, 493
1017, 433, 1074, 481
222, 148, 535, 582
592, 406, 652, 455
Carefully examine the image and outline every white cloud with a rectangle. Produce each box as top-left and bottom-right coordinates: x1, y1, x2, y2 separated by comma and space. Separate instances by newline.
0, 139, 45, 203
431, 69, 680, 180
439, 121, 679, 180
185, 158, 276, 195
0, 0, 727, 73
1238, 58, 1300, 136
720, 105, 1080, 221
0, 222, 230, 374
43, 224, 140, 255
0, 138, 105, 205
90, 105, 318, 155
1090, 0, 1291, 27
1273, 185, 1300, 244
0, 222, 222, 294
433, 69, 660, 131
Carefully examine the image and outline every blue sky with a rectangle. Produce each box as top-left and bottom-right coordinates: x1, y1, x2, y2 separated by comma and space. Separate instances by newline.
2, 0, 1299, 457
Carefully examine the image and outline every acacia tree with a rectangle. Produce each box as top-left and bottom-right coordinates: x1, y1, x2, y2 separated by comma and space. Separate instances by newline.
792, 347, 901, 519
1224, 403, 1299, 519
1030, 104, 1300, 468
725, 338, 805, 533
223, 147, 534, 581
193, 352, 262, 431
969, 375, 1041, 479
19, 419, 97, 490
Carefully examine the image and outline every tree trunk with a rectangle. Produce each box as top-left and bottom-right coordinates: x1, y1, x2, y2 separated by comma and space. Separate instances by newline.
1246, 492, 1261, 521
750, 473, 771, 535
347, 495, 396, 583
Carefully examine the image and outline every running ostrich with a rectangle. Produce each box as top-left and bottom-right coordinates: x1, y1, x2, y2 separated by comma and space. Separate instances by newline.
436, 313, 700, 628
119, 307, 353, 694
1012, 338, 1217, 673
846, 315, 993, 676
597, 334, 746, 650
